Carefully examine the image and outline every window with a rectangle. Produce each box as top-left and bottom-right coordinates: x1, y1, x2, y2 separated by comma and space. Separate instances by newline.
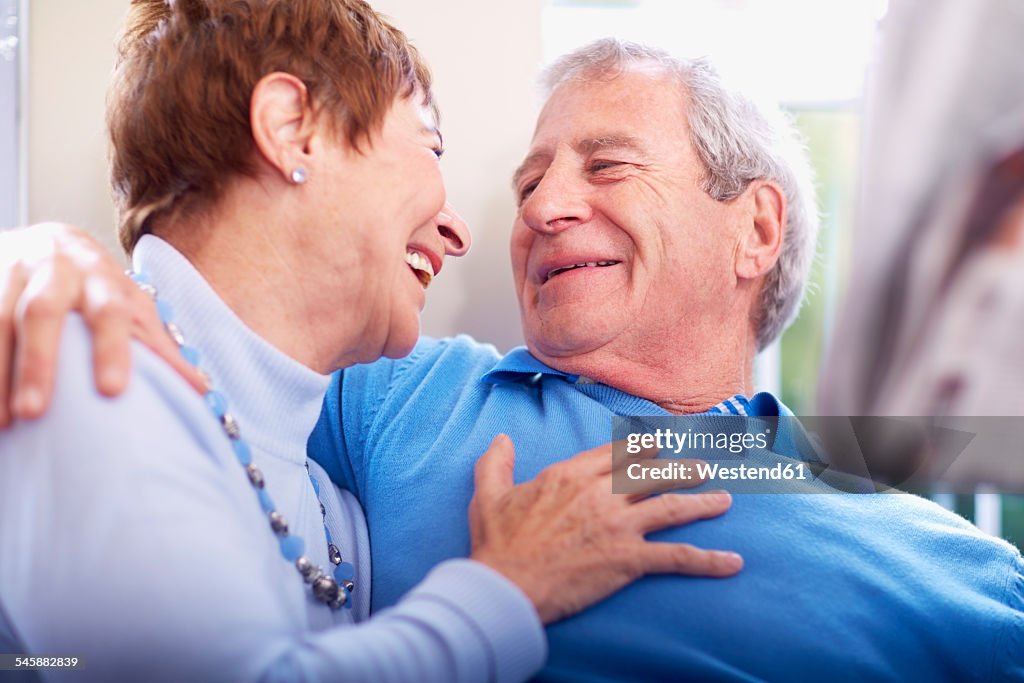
0, 0, 24, 229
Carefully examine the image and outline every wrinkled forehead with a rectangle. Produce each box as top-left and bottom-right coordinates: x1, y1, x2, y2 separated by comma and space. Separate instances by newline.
516, 69, 691, 182
533, 68, 688, 144
510, 78, 698, 194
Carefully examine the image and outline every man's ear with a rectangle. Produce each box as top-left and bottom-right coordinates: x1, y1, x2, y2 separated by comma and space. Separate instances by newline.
249, 72, 315, 182
735, 180, 786, 281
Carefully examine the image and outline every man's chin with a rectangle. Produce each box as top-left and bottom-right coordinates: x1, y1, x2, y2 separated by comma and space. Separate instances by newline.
525, 325, 619, 368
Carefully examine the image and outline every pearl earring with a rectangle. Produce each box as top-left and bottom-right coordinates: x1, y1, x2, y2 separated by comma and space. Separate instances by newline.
291, 167, 307, 185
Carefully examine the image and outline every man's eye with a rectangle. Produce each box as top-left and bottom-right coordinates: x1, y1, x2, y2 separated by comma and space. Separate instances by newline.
590, 160, 622, 172
518, 181, 539, 203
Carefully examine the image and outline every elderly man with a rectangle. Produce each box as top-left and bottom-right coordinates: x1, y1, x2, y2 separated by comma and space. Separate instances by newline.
309, 40, 1022, 681
3, 40, 1022, 680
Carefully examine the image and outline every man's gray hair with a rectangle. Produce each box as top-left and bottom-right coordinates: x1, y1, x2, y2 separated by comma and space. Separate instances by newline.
541, 38, 819, 350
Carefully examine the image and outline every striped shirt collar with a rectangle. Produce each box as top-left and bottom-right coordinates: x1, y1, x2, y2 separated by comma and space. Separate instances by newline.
707, 395, 751, 416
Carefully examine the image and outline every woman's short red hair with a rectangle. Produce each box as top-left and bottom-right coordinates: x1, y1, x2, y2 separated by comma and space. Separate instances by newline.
108, 0, 434, 252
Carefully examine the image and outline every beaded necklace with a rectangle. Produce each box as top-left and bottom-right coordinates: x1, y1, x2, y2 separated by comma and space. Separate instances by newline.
131, 271, 355, 611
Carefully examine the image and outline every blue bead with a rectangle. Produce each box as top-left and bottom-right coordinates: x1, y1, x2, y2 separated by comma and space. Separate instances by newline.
232, 439, 252, 466
257, 488, 274, 513
324, 527, 333, 545
130, 271, 152, 285
180, 346, 200, 366
344, 597, 353, 610
279, 535, 305, 561
156, 299, 174, 324
205, 390, 228, 418
311, 477, 321, 496
334, 562, 355, 582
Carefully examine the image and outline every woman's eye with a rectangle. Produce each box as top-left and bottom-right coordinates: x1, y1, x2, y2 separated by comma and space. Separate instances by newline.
432, 147, 445, 160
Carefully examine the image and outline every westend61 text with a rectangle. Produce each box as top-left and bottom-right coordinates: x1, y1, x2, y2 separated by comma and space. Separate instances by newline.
627, 461, 809, 482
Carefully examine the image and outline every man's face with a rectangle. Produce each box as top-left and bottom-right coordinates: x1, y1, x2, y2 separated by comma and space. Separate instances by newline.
510, 68, 745, 366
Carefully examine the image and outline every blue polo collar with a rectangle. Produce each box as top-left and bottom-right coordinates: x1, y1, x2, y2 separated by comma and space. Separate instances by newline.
480, 346, 580, 384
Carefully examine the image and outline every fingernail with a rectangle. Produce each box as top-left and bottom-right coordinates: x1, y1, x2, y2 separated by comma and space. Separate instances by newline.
709, 490, 732, 504
723, 552, 744, 569
13, 387, 42, 417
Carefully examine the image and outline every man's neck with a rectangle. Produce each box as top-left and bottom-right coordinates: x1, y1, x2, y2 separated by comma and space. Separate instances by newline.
533, 329, 758, 415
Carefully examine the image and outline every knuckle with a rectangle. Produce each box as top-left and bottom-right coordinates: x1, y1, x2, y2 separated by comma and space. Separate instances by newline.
536, 464, 567, 487
697, 492, 729, 514
88, 294, 131, 324
671, 543, 702, 567
20, 294, 60, 323
619, 546, 653, 578
656, 493, 690, 519
675, 492, 715, 516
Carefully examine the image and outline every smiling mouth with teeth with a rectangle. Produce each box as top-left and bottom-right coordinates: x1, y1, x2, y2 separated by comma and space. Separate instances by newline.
405, 250, 435, 288
546, 261, 619, 282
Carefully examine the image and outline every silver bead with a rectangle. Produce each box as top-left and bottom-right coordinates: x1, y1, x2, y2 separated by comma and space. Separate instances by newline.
246, 464, 264, 488
296, 557, 321, 583
328, 543, 342, 565
312, 576, 339, 603
164, 322, 185, 347
137, 282, 157, 298
222, 413, 241, 439
328, 589, 348, 610
269, 511, 288, 535
341, 580, 354, 593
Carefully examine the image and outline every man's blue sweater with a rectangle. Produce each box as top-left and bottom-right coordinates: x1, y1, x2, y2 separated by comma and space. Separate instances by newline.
310, 335, 1023, 681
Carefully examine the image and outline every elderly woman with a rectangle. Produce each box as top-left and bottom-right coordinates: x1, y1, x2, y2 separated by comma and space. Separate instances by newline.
0, 1, 739, 681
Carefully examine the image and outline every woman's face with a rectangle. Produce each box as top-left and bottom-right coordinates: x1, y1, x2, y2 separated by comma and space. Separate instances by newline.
315, 94, 470, 365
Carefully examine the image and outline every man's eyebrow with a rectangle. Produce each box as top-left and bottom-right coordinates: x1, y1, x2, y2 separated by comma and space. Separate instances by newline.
511, 135, 648, 188
574, 134, 647, 157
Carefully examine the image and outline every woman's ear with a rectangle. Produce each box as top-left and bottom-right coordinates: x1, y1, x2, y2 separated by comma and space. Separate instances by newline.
249, 72, 315, 183
735, 180, 786, 281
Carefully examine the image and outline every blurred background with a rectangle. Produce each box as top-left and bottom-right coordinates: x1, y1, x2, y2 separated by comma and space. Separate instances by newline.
0, 0, 1018, 548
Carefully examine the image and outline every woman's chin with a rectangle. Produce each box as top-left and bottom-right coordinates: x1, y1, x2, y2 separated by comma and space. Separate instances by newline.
381, 325, 421, 360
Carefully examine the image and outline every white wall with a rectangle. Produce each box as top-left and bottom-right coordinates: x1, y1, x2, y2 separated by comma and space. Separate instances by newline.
25, 0, 544, 350
26, 0, 125, 255
371, 0, 544, 350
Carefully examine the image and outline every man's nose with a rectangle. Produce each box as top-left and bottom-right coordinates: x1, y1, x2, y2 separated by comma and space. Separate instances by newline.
520, 165, 593, 234
436, 202, 471, 257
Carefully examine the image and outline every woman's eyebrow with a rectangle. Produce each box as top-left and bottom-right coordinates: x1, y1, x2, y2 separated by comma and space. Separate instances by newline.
421, 125, 443, 148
